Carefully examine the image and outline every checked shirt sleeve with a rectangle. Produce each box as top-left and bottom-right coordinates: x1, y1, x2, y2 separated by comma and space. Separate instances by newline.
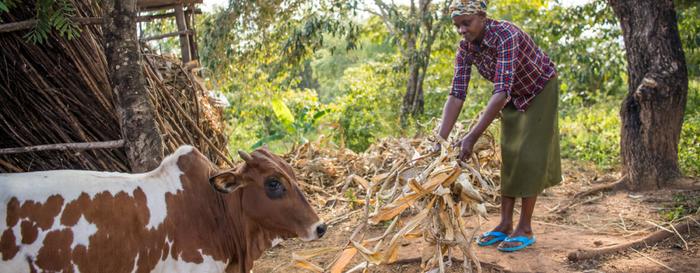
493, 33, 519, 102
449, 45, 472, 100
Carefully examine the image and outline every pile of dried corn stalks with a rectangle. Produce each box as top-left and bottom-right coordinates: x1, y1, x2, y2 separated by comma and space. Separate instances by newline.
290, 122, 501, 273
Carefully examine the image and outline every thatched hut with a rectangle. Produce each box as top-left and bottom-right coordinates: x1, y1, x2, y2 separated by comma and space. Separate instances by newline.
0, 0, 230, 173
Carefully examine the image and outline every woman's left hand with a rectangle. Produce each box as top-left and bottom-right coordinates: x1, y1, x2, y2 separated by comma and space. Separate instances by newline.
455, 135, 477, 162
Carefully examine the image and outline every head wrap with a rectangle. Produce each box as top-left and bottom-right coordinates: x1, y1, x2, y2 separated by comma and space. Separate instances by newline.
449, 0, 488, 18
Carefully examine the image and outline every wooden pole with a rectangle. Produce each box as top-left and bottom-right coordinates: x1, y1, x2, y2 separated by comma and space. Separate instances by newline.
140, 30, 192, 41
0, 11, 202, 33
0, 140, 125, 155
0, 17, 102, 33
137, 2, 202, 12
139, 9, 202, 22
174, 5, 191, 63
184, 3, 199, 60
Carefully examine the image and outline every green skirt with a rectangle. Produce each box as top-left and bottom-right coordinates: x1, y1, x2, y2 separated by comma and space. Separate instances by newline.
500, 78, 562, 197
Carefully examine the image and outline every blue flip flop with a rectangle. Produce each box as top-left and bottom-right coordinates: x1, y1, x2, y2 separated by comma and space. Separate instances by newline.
477, 231, 508, 246
497, 236, 536, 252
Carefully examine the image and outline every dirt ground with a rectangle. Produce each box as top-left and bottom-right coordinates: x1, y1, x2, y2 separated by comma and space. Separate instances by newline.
254, 160, 700, 273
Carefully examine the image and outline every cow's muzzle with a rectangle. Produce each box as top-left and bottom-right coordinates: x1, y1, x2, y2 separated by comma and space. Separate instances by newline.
301, 220, 327, 241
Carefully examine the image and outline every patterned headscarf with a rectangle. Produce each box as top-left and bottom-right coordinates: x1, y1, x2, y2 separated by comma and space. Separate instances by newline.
449, 0, 488, 18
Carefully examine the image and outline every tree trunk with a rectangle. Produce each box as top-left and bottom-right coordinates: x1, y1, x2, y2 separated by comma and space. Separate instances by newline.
401, 62, 419, 125
413, 64, 426, 116
609, 0, 688, 190
104, 0, 164, 172
401, 35, 419, 126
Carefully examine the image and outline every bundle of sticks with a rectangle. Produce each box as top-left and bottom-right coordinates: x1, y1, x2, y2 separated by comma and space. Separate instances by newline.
0, 1, 229, 172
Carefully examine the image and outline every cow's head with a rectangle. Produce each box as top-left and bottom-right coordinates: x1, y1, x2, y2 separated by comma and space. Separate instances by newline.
208, 148, 326, 241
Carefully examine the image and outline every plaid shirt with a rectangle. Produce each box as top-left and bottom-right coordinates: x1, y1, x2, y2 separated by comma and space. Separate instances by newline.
450, 19, 556, 112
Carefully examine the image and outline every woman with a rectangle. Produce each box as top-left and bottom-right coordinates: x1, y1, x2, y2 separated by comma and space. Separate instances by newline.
435, 0, 561, 252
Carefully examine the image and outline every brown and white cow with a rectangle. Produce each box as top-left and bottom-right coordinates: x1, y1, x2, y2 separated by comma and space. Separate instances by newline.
0, 145, 326, 273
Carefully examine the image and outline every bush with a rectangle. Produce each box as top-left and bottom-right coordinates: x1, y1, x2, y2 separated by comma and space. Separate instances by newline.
327, 62, 403, 151
560, 100, 621, 170
680, 79, 700, 176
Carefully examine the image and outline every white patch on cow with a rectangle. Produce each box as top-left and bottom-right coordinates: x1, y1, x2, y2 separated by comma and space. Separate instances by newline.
0, 205, 5, 240
0, 145, 195, 233
1, 211, 64, 273
0, 146, 200, 273
152, 249, 227, 273
10, 217, 23, 246
130, 253, 140, 273
300, 220, 325, 241
0, 204, 97, 273
71, 215, 97, 249
270, 237, 284, 248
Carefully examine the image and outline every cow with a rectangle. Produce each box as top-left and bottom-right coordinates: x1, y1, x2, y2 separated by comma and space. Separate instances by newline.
0, 145, 326, 273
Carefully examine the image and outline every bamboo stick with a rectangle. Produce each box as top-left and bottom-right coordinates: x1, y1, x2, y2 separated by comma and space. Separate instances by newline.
0, 140, 125, 154
140, 30, 193, 41
0, 17, 102, 33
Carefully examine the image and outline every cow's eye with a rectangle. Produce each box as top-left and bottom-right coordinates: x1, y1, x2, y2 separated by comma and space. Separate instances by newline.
264, 178, 286, 199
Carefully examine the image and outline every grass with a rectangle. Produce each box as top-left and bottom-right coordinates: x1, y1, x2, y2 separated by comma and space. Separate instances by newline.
560, 100, 621, 171
663, 193, 700, 222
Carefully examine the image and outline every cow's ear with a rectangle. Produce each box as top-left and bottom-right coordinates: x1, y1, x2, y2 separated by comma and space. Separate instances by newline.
209, 171, 245, 193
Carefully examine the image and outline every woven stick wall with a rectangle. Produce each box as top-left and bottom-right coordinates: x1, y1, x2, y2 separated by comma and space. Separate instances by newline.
0, 1, 230, 173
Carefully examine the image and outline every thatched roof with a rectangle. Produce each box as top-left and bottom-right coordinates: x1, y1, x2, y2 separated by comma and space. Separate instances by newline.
0, 1, 229, 173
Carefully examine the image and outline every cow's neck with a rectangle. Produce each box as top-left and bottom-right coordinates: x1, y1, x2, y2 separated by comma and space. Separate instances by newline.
244, 220, 279, 268
222, 192, 282, 273
171, 154, 249, 273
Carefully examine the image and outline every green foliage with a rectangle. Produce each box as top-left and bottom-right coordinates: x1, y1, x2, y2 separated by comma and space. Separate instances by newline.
662, 193, 700, 222
271, 98, 296, 131
677, 0, 700, 77
253, 98, 329, 149
221, 66, 328, 153
680, 79, 700, 176
0, 0, 81, 43
680, 116, 699, 176
328, 61, 403, 151
560, 100, 621, 170
139, 11, 180, 55
203, 0, 699, 177
0, 0, 18, 14
199, 0, 359, 83
312, 17, 395, 102
344, 188, 360, 209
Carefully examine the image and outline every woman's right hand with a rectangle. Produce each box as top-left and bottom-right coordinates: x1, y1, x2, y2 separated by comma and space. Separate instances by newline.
430, 142, 442, 154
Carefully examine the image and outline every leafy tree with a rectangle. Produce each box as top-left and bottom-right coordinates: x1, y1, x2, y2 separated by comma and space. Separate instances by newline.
1, 0, 81, 43
364, 0, 453, 125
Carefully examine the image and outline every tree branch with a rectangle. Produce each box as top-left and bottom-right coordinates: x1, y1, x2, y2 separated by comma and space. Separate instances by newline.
0, 140, 125, 154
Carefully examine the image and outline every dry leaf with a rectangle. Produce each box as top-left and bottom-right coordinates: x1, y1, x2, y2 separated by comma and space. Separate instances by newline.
292, 253, 325, 273
330, 247, 358, 273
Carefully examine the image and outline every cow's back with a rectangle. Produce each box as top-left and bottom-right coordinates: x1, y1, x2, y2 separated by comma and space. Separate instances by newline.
0, 145, 226, 273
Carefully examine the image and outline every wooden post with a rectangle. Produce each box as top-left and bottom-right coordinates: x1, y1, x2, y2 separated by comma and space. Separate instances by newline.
184, 4, 199, 60
0, 140, 125, 155
174, 5, 191, 63
104, 0, 164, 173
0, 17, 102, 33
140, 30, 192, 42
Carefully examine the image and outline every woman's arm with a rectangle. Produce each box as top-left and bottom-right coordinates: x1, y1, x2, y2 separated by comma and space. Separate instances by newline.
438, 95, 465, 140
457, 91, 508, 161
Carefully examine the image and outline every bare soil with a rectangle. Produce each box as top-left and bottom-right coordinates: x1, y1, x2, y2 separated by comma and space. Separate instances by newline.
254, 160, 700, 273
